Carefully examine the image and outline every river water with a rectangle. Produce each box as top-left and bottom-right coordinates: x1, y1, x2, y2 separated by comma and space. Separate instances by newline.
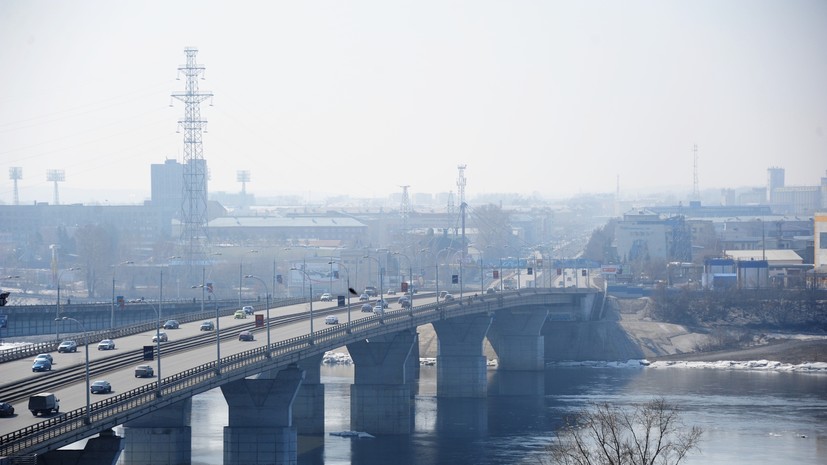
178, 360, 827, 465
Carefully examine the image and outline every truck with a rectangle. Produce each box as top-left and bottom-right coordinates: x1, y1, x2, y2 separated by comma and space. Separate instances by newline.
28, 392, 60, 416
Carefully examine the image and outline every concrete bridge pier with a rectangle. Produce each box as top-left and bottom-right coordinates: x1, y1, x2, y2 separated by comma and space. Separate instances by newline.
222, 364, 305, 465
347, 329, 417, 434
291, 353, 325, 435
121, 398, 192, 465
487, 307, 549, 371
432, 314, 493, 397
406, 332, 421, 396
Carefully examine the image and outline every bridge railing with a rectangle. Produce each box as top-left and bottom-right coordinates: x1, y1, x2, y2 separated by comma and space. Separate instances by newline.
0, 288, 582, 457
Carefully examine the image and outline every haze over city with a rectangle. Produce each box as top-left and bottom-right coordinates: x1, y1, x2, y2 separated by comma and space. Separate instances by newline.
1, 0, 825, 206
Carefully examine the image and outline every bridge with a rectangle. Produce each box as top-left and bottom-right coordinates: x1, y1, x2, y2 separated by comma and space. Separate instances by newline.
0, 287, 602, 465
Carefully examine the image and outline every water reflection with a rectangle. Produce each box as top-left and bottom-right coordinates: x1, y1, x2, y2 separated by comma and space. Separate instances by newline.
176, 364, 826, 465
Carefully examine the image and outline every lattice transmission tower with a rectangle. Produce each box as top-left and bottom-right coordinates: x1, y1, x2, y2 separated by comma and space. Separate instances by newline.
171, 47, 213, 270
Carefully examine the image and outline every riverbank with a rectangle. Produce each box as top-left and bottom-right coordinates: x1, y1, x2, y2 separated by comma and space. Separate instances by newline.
614, 296, 827, 364
415, 295, 827, 365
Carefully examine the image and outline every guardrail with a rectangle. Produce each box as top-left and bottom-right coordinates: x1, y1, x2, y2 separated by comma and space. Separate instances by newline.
0, 288, 585, 457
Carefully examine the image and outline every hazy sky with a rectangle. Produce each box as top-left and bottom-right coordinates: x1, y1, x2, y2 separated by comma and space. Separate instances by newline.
1, 1, 825, 205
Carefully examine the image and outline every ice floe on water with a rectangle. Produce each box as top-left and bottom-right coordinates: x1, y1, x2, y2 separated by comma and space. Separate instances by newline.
548, 359, 827, 373
646, 359, 827, 372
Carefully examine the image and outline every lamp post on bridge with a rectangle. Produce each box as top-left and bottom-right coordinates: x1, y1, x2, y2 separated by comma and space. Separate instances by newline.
55, 267, 81, 341
55, 316, 90, 424
290, 267, 315, 344
193, 266, 222, 370
244, 274, 271, 355
436, 248, 455, 302
393, 252, 414, 316
329, 260, 353, 332
361, 255, 384, 320
418, 248, 438, 305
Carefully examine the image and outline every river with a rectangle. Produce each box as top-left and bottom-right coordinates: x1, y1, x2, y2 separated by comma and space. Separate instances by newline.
173, 359, 827, 465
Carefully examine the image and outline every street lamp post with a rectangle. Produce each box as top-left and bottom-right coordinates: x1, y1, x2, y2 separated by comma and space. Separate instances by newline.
329, 260, 352, 332
393, 252, 414, 316
144, 301, 163, 396
193, 266, 222, 370
417, 248, 438, 304
56, 316, 90, 423
290, 268, 315, 343
111, 261, 134, 331
436, 248, 455, 302
55, 267, 81, 341
362, 255, 383, 310
244, 274, 271, 355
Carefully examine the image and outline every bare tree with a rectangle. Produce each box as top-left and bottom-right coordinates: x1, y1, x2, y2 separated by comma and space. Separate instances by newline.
546, 398, 702, 465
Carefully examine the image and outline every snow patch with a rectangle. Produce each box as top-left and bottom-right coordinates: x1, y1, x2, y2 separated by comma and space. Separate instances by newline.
547, 359, 827, 373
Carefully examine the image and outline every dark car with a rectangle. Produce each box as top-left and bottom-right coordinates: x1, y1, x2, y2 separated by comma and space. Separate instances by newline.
163, 320, 180, 330
0, 402, 14, 417
361, 303, 373, 312
398, 296, 411, 308
238, 330, 254, 341
200, 321, 215, 331
32, 359, 52, 372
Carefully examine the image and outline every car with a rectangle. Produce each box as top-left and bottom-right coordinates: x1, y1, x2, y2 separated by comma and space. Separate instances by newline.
361, 303, 373, 312
32, 359, 52, 372
238, 330, 254, 341
234, 310, 246, 319
359, 293, 370, 302
34, 353, 53, 364
325, 315, 339, 325
163, 319, 180, 329
90, 380, 112, 394
200, 321, 215, 331
152, 332, 168, 342
373, 305, 385, 315
378, 299, 389, 308
0, 402, 14, 417
386, 289, 397, 295
486, 288, 497, 294
242, 305, 254, 315
134, 365, 154, 378
363, 286, 378, 297
442, 293, 455, 301
398, 296, 411, 308
97, 339, 115, 350
57, 340, 77, 353
320, 293, 332, 302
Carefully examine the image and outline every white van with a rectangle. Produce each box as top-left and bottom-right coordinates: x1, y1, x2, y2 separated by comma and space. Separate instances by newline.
325, 315, 339, 325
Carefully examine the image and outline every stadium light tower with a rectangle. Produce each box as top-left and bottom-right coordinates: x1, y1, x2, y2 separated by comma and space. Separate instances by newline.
237, 170, 250, 209
9, 167, 22, 205
46, 169, 65, 205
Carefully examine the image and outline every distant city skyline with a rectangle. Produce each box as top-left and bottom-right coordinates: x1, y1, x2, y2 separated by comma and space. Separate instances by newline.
1, 1, 825, 205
